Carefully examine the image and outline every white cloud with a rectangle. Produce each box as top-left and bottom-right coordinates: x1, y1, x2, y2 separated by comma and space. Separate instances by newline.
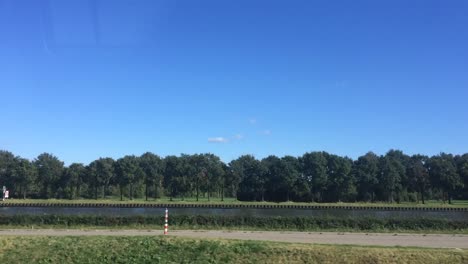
249, 118, 257, 125
208, 137, 228, 143
234, 134, 243, 140
261, 130, 271, 135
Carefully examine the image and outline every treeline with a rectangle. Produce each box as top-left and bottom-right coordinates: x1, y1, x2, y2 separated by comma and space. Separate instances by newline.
0, 150, 467, 204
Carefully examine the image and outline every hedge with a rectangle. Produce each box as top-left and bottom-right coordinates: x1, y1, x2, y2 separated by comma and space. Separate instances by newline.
0, 214, 467, 231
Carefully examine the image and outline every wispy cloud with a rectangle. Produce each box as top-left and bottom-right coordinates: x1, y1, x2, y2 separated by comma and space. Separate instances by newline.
249, 118, 257, 125
261, 130, 271, 135
208, 137, 228, 143
234, 134, 244, 140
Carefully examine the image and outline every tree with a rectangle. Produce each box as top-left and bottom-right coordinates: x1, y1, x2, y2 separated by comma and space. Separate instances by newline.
281, 156, 301, 201
223, 163, 240, 200
204, 154, 225, 201
300, 152, 329, 202
231, 155, 267, 201
428, 153, 463, 204
114, 156, 142, 200
34, 153, 64, 198
407, 155, 430, 204
262, 155, 299, 202
353, 152, 380, 202
3, 149, 468, 203
455, 154, 468, 199
190, 154, 208, 201
98, 158, 115, 198
220, 163, 233, 201
139, 152, 164, 200
11, 158, 37, 199
62, 163, 86, 199
163, 155, 190, 200
88, 158, 114, 199
326, 155, 355, 202
0, 151, 16, 195
291, 175, 311, 202
262, 155, 284, 201
378, 150, 407, 203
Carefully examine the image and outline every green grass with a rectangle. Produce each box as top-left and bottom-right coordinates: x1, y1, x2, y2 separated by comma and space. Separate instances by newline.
4, 198, 468, 208
0, 236, 466, 264
1, 215, 467, 234
2, 225, 467, 235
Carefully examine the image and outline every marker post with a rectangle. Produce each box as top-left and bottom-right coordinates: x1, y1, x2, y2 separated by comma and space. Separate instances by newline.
164, 208, 168, 235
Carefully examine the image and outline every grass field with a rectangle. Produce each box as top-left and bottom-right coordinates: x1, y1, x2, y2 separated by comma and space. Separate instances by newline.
3, 198, 468, 208
0, 236, 466, 264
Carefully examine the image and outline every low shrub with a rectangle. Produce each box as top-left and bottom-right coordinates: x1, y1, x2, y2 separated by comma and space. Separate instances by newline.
0, 214, 467, 231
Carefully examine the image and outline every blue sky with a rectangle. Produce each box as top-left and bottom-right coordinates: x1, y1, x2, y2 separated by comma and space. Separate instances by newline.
1, 0, 467, 164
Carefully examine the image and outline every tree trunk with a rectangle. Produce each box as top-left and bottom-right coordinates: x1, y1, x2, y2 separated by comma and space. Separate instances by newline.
95, 185, 98, 200
448, 192, 452, 204
77, 183, 81, 199
154, 183, 159, 200
196, 180, 199, 202
208, 191, 211, 201
145, 183, 148, 201
129, 184, 133, 200
120, 185, 123, 201
221, 187, 224, 202
421, 189, 425, 204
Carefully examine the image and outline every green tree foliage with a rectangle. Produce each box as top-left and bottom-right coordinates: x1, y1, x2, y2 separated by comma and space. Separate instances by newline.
231, 155, 267, 201
88, 158, 114, 199
204, 154, 225, 201
114, 156, 142, 200
300, 152, 329, 202
0, 151, 16, 191
456, 154, 468, 198
262, 156, 299, 202
62, 163, 86, 199
34, 153, 64, 198
281, 156, 301, 201
1, 149, 467, 203
139, 152, 164, 200
325, 155, 355, 202
428, 153, 463, 204
223, 163, 240, 200
11, 158, 37, 199
407, 155, 430, 204
353, 152, 380, 202
190, 154, 209, 201
163, 155, 189, 200
378, 150, 407, 203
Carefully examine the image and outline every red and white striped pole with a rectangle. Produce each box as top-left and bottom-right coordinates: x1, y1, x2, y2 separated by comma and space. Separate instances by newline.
164, 208, 168, 235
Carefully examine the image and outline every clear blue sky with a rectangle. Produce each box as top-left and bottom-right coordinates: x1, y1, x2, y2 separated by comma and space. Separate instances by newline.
1, 0, 467, 165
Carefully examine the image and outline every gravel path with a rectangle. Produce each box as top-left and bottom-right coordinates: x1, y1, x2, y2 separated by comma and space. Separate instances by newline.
0, 229, 467, 249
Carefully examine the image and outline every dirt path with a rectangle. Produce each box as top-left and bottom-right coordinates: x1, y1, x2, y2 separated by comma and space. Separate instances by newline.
0, 229, 467, 249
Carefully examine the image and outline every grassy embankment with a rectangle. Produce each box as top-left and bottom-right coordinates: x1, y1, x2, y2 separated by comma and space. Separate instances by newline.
3, 198, 468, 208
1, 215, 467, 234
0, 236, 466, 264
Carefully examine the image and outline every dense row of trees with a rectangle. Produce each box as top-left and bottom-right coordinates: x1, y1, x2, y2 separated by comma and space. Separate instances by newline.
1, 150, 467, 203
